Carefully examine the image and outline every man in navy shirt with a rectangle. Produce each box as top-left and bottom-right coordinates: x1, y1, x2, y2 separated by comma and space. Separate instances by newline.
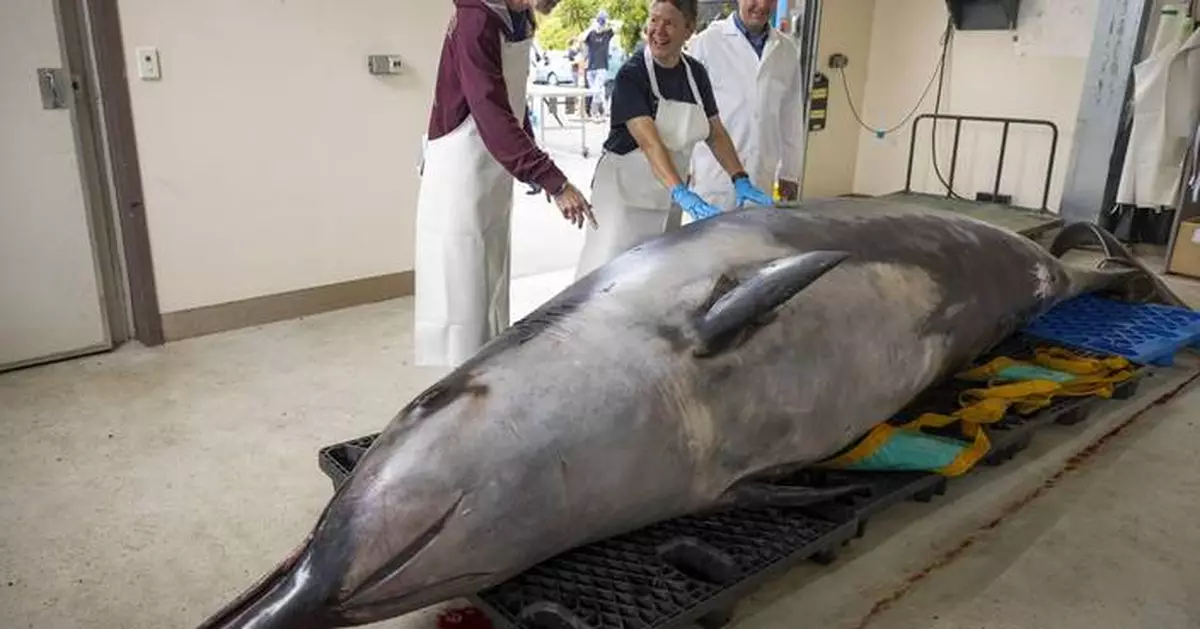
581, 10, 616, 118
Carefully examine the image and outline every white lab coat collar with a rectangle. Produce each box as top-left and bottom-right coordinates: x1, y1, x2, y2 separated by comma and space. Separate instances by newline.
714, 15, 782, 66
717, 15, 743, 37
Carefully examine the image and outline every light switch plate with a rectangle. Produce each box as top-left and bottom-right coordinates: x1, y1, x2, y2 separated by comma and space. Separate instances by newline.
135, 46, 161, 80
367, 54, 403, 75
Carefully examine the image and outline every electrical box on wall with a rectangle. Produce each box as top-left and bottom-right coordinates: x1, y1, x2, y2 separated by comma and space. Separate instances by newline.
367, 55, 403, 75
946, 0, 1021, 30
135, 46, 161, 80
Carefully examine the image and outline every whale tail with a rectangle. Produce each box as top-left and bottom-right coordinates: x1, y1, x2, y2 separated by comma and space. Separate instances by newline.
1050, 222, 1190, 309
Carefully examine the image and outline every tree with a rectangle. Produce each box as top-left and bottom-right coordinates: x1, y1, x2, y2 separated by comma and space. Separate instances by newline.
536, 0, 600, 49
536, 13, 574, 50
536, 0, 647, 53
606, 0, 649, 53
556, 0, 605, 31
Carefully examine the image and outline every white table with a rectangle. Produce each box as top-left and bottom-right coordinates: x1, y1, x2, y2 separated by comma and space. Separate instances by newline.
527, 83, 593, 158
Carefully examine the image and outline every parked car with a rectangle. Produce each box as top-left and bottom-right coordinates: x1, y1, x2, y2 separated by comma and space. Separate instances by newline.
531, 49, 577, 86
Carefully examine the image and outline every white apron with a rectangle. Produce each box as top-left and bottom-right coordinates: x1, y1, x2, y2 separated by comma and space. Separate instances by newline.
1116, 9, 1200, 210
413, 35, 532, 368
575, 53, 711, 279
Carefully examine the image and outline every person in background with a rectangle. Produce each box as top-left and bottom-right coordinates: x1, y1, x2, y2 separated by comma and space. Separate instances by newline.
574, 0, 772, 279
414, 0, 597, 369
604, 42, 626, 107
687, 0, 806, 209
524, 109, 544, 195
582, 10, 616, 119
566, 42, 587, 114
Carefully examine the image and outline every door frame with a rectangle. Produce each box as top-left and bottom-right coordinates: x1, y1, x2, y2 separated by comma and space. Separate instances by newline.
2, 0, 127, 372
50, 0, 128, 354
68, 0, 165, 348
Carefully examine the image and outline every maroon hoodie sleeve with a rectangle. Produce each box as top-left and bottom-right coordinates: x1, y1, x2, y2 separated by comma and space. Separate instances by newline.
453, 9, 567, 193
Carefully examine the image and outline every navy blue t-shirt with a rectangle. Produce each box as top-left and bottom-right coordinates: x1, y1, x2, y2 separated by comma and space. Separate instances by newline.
603, 51, 719, 155
584, 28, 614, 70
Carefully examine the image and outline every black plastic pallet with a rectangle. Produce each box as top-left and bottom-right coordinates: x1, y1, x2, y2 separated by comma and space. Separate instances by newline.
473, 505, 858, 629
793, 470, 947, 541
318, 445, 942, 629
318, 433, 375, 491
314, 334, 1148, 629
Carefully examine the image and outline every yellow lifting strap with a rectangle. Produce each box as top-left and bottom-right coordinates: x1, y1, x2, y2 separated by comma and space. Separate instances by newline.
1034, 347, 1130, 375
822, 347, 1136, 478
820, 422, 900, 469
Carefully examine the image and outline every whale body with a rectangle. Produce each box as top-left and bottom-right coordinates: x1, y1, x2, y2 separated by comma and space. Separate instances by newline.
196, 198, 1181, 629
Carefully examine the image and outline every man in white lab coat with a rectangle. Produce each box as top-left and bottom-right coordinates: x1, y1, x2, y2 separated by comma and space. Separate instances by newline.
687, 0, 806, 210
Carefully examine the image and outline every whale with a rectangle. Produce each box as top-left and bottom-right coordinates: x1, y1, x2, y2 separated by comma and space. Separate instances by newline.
196, 197, 1184, 628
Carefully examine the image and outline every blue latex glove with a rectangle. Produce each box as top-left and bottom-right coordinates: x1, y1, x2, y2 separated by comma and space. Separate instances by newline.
671, 184, 722, 221
734, 175, 775, 208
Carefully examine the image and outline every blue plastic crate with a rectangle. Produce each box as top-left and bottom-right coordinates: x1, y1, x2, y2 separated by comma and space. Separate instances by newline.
1024, 295, 1200, 367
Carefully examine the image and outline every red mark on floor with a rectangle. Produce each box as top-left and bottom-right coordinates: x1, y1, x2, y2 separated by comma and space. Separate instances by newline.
438, 606, 494, 629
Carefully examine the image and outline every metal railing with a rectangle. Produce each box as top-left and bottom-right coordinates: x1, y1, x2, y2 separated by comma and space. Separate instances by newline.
904, 113, 1060, 211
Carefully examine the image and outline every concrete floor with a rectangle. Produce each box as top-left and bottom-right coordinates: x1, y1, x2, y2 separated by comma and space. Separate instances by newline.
872, 382, 1200, 629
0, 121, 601, 629
733, 364, 1200, 629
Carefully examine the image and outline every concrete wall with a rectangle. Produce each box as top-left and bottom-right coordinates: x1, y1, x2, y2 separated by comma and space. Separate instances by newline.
850, 0, 1099, 211
801, 0, 876, 200
118, 0, 451, 314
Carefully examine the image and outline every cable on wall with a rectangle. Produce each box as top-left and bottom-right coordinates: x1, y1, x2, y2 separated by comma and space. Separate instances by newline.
928, 15, 964, 200
836, 20, 953, 139
835, 13, 967, 199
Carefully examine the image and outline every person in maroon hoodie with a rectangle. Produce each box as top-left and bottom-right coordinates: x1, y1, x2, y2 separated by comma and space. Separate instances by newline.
414, 0, 595, 368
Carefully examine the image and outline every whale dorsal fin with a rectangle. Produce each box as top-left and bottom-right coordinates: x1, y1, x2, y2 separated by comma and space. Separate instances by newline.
693, 250, 850, 356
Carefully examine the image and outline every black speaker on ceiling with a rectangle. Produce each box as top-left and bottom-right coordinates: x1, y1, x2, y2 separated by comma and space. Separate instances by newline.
946, 0, 1021, 30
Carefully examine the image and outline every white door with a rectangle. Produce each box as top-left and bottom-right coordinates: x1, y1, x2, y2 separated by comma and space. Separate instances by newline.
0, 1, 113, 371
